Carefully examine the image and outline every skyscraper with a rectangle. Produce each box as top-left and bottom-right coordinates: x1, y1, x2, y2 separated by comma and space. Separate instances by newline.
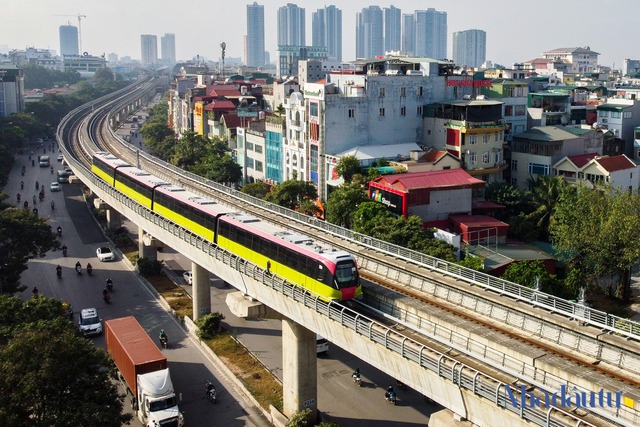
402, 14, 415, 55
452, 29, 486, 68
414, 8, 447, 60
312, 5, 342, 61
246, 2, 265, 67
384, 6, 401, 53
140, 34, 158, 65
278, 3, 306, 47
356, 6, 383, 59
161, 33, 176, 64
59, 25, 79, 56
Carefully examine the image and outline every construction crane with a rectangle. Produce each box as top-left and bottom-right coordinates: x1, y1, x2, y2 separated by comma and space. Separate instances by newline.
55, 14, 87, 53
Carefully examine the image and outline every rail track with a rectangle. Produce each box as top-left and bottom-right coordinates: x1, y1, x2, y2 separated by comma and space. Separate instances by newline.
59, 78, 640, 427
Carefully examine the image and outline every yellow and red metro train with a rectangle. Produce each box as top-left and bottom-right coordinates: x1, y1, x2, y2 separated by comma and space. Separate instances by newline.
91, 152, 362, 301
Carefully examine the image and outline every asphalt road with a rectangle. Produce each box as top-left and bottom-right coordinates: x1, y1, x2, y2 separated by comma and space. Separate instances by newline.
7, 149, 269, 427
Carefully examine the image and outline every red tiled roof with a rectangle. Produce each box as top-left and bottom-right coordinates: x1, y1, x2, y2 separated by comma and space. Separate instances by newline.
525, 58, 552, 64
373, 169, 484, 192
220, 113, 241, 128
421, 148, 448, 163
567, 153, 599, 168
595, 155, 636, 172
204, 100, 236, 111
314, 78, 327, 84
208, 84, 241, 97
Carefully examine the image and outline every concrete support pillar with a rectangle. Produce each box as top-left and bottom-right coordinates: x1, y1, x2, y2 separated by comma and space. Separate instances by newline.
138, 227, 157, 261
428, 409, 472, 427
192, 262, 211, 321
106, 208, 122, 230
282, 319, 317, 423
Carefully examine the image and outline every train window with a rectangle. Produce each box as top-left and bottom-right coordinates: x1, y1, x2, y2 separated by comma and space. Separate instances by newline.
334, 261, 358, 289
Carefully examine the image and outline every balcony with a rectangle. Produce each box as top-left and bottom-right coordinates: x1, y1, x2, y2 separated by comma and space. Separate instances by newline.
445, 119, 507, 131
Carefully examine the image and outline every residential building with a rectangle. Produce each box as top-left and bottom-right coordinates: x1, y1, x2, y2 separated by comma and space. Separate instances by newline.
541, 47, 599, 74
356, 6, 383, 59
527, 92, 571, 128
481, 79, 529, 141
6, 48, 60, 70
623, 59, 640, 77
140, 34, 157, 65
160, 33, 176, 64
312, 5, 342, 61
369, 169, 484, 228
237, 126, 267, 183
278, 3, 305, 47
246, 2, 265, 67
263, 78, 300, 113
277, 45, 327, 78
62, 54, 107, 78
554, 153, 639, 191
414, 8, 447, 60
59, 25, 79, 56
596, 99, 640, 156
0, 65, 24, 117
510, 125, 604, 189
283, 92, 307, 181
452, 29, 486, 68
303, 55, 465, 200
401, 14, 415, 55
298, 59, 342, 88
401, 148, 462, 173
384, 6, 402, 53
423, 99, 507, 184
265, 114, 285, 184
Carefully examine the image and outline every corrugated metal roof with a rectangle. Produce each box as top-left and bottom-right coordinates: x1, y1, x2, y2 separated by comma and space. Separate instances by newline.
374, 169, 484, 191
335, 142, 422, 160
514, 125, 591, 142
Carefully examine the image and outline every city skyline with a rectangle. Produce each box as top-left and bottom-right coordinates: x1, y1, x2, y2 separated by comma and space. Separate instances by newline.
1, 0, 639, 69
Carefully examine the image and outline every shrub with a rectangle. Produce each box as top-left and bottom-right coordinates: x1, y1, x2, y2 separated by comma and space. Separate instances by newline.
196, 312, 225, 340
136, 257, 163, 276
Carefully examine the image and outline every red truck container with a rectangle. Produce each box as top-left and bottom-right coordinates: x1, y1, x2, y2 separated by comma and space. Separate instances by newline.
105, 316, 167, 397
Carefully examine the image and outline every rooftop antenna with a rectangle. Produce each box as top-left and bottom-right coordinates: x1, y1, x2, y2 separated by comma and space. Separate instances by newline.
220, 42, 226, 81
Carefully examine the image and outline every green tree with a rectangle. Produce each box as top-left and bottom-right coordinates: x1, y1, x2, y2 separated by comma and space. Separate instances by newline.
205, 154, 242, 186
527, 175, 566, 241
325, 183, 368, 228
265, 180, 318, 210
241, 182, 271, 199
483, 182, 533, 220
0, 298, 131, 427
501, 260, 559, 294
335, 155, 361, 183
170, 131, 211, 168
352, 201, 393, 234
0, 203, 59, 294
92, 67, 115, 85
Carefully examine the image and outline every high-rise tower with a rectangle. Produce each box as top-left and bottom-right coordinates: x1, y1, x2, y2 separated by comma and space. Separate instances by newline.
414, 8, 447, 60
452, 29, 486, 68
384, 6, 401, 53
278, 3, 306, 47
246, 2, 265, 67
140, 34, 158, 65
401, 14, 415, 55
312, 5, 342, 61
161, 33, 176, 64
356, 6, 383, 59
59, 25, 79, 56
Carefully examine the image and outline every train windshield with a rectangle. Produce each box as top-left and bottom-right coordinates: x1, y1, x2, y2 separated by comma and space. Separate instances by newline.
334, 260, 359, 289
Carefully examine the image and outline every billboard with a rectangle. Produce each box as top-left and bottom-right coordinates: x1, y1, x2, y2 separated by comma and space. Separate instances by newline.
369, 184, 405, 217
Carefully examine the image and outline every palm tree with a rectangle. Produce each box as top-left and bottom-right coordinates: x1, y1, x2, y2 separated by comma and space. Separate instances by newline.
527, 175, 566, 241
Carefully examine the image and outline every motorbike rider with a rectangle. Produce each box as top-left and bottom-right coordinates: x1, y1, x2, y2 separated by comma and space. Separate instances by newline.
86, 262, 93, 275
102, 287, 110, 302
106, 278, 113, 291
57, 226, 62, 236
35, 181, 39, 190
159, 329, 168, 346
352, 368, 361, 379
32, 287, 39, 298
385, 385, 395, 400
61, 244, 67, 256
20, 181, 24, 189
50, 166, 54, 174
32, 195, 36, 204
16, 193, 20, 202
75, 261, 82, 273
56, 265, 62, 277
50, 200, 55, 210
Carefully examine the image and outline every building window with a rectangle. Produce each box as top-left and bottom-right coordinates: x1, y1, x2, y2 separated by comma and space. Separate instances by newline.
418, 86, 423, 96
611, 111, 621, 118
514, 105, 526, 116
511, 159, 518, 171
528, 163, 550, 175
247, 157, 254, 168
417, 106, 423, 115
468, 134, 477, 145
495, 132, 500, 142
247, 142, 254, 151
468, 152, 477, 165
598, 110, 608, 118
482, 151, 490, 163
624, 111, 632, 118
495, 149, 502, 163
255, 160, 263, 172
255, 145, 263, 154
379, 87, 385, 97
482, 134, 489, 143
348, 108, 355, 118
400, 106, 406, 116
379, 107, 385, 117
400, 87, 406, 97
505, 105, 513, 116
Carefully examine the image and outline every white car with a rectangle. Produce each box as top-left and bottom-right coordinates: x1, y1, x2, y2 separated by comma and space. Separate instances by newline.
96, 246, 115, 262
50, 182, 61, 192
78, 308, 102, 337
183, 271, 193, 285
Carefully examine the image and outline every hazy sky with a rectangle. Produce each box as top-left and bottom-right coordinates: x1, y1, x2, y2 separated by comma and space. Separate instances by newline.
2, 0, 638, 68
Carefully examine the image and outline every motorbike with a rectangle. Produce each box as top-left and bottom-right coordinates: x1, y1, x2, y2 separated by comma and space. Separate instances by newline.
20, 181, 24, 189
205, 380, 217, 403
56, 267, 62, 279
62, 246, 67, 257
86, 264, 93, 276
106, 279, 113, 292
57, 227, 62, 237
16, 193, 20, 202
51, 201, 55, 211
103, 291, 111, 304
75, 263, 82, 275
35, 181, 39, 190
385, 390, 397, 405
50, 166, 54, 174
352, 374, 362, 387
160, 335, 168, 349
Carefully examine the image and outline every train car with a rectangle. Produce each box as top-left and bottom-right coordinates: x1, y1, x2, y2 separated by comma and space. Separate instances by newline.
154, 185, 235, 243
114, 166, 170, 210
216, 212, 361, 301
92, 152, 131, 186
